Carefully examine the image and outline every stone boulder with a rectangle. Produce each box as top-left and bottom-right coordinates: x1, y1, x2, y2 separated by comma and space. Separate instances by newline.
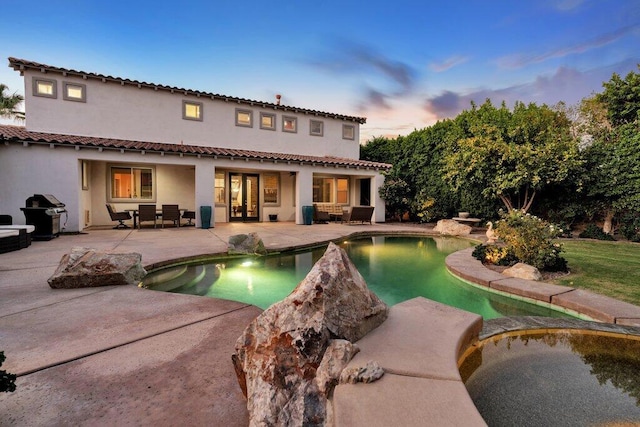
232, 242, 388, 426
503, 262, 543, 281
315, 339, 360, 396
228, 232, 267, 255
433, 219, 472, 236
48, 247, 146, 289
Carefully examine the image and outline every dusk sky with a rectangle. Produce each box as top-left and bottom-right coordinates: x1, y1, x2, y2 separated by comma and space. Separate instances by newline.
2, 0, 639, 143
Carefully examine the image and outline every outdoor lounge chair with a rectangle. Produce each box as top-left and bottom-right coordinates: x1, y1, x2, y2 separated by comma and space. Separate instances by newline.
161, 204, 181, 228
341, 206, 374, 225
106, 204, 132, 229
138, 204, 157, 229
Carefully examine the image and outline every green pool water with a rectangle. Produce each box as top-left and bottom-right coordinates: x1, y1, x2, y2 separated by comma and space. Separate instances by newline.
142, 235, 572, 319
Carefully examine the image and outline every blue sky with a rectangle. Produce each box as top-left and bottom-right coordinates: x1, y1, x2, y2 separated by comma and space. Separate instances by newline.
1, 0, 639, 143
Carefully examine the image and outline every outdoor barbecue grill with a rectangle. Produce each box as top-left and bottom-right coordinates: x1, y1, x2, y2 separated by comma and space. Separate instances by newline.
21, 194, 67, 240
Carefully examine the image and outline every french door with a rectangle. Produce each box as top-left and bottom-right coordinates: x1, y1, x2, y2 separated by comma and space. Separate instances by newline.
229, 173, 259, 222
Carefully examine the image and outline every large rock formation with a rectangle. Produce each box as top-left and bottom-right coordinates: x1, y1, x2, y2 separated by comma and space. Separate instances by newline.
228, 232, 267, 255
434, 219, 472, 236
232, 242, 388, 426
48, 247, 146, 289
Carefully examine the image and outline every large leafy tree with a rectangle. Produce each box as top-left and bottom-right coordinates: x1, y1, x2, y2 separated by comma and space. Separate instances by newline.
598, 65, 640, 127
442, 100, 580, 213
577, 66, 640, 233
0, 84, 24, 121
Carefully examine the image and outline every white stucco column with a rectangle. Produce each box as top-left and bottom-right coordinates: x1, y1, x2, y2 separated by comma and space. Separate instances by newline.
195, 160, 215, 227
295, 169, 313, 225
373, 172, 386, 223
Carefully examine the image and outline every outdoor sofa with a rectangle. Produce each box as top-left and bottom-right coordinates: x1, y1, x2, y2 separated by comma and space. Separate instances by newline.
341, 206, 375, 224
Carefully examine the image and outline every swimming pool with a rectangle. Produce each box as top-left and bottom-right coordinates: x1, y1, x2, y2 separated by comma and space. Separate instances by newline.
142, 235, 573, 319
460, 329, 640, 425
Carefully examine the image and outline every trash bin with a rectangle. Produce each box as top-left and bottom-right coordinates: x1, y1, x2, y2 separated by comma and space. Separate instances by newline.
200, 206, 212, 229
302, 205, 314, 225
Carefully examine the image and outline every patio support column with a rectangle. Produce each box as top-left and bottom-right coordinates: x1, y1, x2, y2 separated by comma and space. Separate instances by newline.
295, 169, 313, 225
373, 172, 386, 223
195, 161, 215, 228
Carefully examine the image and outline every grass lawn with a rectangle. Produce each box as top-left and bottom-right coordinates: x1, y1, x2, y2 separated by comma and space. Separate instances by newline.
552, 239, 640, 306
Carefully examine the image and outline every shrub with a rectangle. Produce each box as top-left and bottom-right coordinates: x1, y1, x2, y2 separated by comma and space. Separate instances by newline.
1, 351, 17, 393
495, 209, 567, 271
619, 213, 640, 243
472, 244, 517, 266
579, 223, 615, 241
413, 191, 437, 223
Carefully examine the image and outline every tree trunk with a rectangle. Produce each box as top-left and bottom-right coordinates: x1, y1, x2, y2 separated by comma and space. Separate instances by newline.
603, 210, 614, 235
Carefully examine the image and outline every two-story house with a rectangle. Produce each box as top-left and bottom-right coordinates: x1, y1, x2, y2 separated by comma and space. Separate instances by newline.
0, 58, 390, 232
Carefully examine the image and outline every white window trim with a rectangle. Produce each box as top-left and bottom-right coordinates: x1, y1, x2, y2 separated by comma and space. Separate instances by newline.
33, 77, 57, 99
183, 100, 203, 121
107, 164, 156, 203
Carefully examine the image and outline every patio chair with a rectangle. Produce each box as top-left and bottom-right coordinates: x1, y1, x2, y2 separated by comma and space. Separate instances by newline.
106, 204, 132, 229
182, 210, 195, 226
161, 204, 181, 228
313, 204, 330, 224
138, 204, 157, 229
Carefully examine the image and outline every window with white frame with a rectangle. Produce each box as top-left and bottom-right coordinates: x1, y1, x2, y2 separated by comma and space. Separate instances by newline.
215, 172, 226, 205
263, 173, 279, 204
342, 124, 355, 140
236, 109, 253, 127
260, 112, 276, 130
63, 82, 86, 102
313, 176, 349, 204
183, 101, 203, 121
108, 165, 155, 201
283, 116, 297, 133
33, 78, 57, 98
310, 120, 324, 136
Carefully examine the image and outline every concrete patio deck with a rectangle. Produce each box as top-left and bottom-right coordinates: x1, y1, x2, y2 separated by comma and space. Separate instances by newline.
2, 222, 640, 425
0, 221, 442, 426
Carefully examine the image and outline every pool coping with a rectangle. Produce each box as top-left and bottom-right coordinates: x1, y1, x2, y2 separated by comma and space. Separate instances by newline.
445, 247, 640, 327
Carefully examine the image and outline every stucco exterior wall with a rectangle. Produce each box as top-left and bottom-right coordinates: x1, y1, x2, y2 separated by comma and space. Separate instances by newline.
1, 141, 385, 231
22, 71, 361, 159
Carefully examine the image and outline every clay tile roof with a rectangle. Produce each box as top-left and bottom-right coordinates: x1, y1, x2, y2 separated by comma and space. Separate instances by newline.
7, 57, 366, 124
0, 125, 392, 170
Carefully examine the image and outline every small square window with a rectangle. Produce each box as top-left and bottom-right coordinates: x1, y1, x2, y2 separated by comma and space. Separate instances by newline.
63, 82, 86, 102
260, 112, 276, 130
283, 116, 297, 133
342, 124, 355, 140
33, 78, 57, 98
183, 101, 203, 121
310, 120, 324, 136
236, 109, 253, 127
